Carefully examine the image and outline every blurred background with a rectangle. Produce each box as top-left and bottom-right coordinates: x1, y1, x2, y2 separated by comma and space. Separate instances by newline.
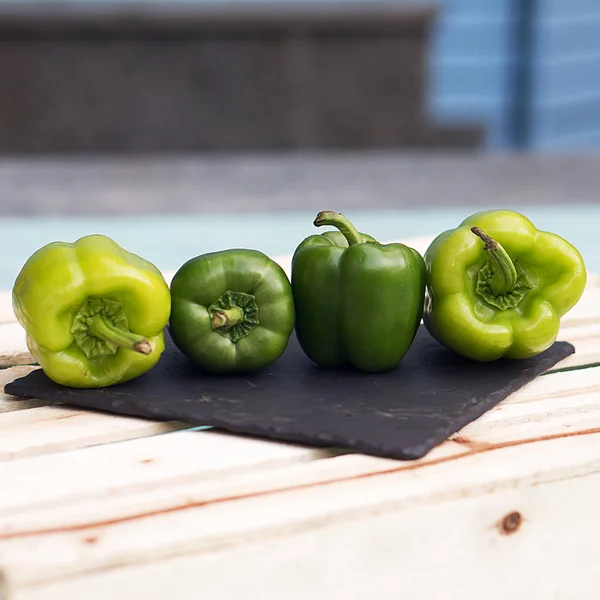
2, 0, 599, 153
0, 0, 598, 288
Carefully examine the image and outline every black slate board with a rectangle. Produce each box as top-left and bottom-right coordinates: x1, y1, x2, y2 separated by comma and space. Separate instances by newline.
5, 328, 574, 460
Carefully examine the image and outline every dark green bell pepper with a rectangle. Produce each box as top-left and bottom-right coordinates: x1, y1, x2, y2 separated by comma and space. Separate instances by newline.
291, 211, 426, 372
169, 248, 295, 373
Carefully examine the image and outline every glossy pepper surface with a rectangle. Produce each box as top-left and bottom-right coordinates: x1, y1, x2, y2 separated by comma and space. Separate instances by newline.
291, 211, 426, 372
12, 234, 171, 388
169, 248, 295, 373
424, 209, 587, 361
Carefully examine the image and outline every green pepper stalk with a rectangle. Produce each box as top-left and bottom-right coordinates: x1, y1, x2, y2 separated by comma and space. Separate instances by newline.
314, 210, 364, 246
211, 305, 246, 338
291, 210, 427, 372
423, 210, 587, 361
73, 301, 153, 357
470, 227, 518, 296
88, 316, 151, 355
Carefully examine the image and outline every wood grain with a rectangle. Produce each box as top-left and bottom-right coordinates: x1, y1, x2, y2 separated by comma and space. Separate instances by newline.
2, 431, 600, 596
12, 465, 596, 600
0, 428, 342, 519
0, 403, 189, 460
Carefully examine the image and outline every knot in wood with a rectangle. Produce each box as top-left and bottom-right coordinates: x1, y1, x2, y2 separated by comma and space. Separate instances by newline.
500, 511, 522, 535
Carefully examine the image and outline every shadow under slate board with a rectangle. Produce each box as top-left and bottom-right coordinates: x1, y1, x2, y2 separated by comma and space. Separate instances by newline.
5, 327, 574, 460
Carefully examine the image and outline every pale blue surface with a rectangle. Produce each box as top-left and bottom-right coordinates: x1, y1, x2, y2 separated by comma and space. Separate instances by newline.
1, 205, 598, 291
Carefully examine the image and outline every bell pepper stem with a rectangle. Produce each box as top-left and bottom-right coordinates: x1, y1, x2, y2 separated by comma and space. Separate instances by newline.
86, 314, 152, 355
471, 227, 518, 295
212, 306, 245, 332
314, 211, 364, 246
209, 291, 259, 343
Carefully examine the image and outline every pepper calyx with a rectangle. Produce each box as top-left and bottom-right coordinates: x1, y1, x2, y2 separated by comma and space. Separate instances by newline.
72, 298, 152, 358
209, 290, 259, 343
475, 262, 533, 310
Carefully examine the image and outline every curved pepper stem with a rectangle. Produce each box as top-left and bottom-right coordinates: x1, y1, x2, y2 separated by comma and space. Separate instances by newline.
208, 290, 259, 343
86, 314, 152, 355
314, 211, 365, 246
212, 307, 245, 332
471, 227, 518, 296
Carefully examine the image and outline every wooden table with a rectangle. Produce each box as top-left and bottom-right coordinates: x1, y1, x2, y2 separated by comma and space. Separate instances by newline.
2, 237, 600, 600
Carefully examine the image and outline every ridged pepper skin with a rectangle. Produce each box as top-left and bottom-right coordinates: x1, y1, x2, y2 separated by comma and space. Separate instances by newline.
291, 211, 426, 373
424, 209, 587, 361
12, 234, 171, 388
169, 249, 295, 373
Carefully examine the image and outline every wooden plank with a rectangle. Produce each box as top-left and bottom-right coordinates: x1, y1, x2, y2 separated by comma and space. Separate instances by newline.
471, 387, 600, 428
453, 367, 600, 444
457, 390, 600, 446
560, 279, 600, 326
0, 352, 36, 369
0, 403, 190, 460
0, 450, 416, 536
0, 366, 38, 394
552, 336, 600, 370
559, 321, 600, 341
0, 394, 53, 414
12, 465, 599, 600
0, 366, 56, 413
2, 431, 600, 597
506, 364, 600, 404
552, 321, 600, 370
0, 428, 344, 518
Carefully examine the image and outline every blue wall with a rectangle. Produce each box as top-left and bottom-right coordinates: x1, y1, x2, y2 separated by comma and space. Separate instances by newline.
426, 0, 513, 149
423, 0, 600, 150
530, 1, 600, 150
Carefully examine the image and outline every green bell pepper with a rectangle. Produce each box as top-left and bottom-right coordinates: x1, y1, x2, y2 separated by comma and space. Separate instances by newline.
424, 209, 587, 361
169, 248, 295, 373
291, 211, 426, 372
12, 234, 171, 388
